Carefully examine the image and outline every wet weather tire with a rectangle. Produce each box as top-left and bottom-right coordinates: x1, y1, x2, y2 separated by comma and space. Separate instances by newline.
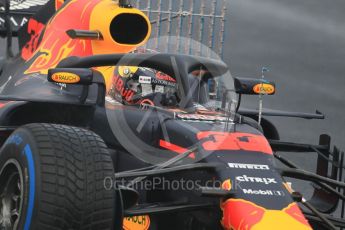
0, 123, 117, 230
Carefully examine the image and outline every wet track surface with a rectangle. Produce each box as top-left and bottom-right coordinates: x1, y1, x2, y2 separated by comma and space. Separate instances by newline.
224, 0, 345, 204
225, 0, 345, 162
1, 0, 344, 214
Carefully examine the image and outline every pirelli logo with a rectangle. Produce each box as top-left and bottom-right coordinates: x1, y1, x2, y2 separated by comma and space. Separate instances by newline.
228, 163, 270, 170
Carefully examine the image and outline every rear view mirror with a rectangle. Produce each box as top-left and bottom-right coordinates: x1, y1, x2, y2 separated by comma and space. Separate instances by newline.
234, 77, 275, 95
48, 68, 106, 105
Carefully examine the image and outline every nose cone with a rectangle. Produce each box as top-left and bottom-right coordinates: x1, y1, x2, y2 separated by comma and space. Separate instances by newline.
221, 199, 311, 230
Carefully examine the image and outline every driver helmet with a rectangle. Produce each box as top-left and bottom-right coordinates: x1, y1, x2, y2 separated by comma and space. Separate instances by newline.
108, 48, 178, 105
108, 66, 142, 104
108, 65, 177, 105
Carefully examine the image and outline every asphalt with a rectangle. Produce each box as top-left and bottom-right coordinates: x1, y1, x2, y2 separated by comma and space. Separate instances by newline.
225, 0, 345, 151
224, 0, 345, 205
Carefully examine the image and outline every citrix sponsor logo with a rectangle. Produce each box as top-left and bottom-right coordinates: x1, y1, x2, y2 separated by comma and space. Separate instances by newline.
236, 175, 277, 185
228, 163, 269, 170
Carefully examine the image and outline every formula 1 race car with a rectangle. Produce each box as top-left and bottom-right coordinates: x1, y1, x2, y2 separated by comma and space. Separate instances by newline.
0, 0, 344, 230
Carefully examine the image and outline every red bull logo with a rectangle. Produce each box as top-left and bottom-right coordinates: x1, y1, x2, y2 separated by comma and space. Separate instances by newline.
111, 74, 135, 102
22, 0, 151, 75
24, 0, 101, 74
221, 199, 311, 230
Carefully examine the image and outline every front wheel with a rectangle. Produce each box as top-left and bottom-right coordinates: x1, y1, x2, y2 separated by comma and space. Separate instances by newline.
0, 123, 117, 230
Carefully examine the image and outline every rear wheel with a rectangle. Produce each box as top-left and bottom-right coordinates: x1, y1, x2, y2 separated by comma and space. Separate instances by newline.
0, 123, 117, 230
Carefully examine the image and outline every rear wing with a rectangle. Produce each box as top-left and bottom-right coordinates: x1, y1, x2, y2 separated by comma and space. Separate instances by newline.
0, 0, 50, 36
0, 0, 62, 57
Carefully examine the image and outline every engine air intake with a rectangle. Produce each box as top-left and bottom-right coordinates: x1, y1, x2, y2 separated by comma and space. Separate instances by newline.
110, 13, 149, 45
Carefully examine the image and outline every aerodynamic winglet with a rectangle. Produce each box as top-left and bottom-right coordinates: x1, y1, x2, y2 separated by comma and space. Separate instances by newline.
238, 108, 325, 119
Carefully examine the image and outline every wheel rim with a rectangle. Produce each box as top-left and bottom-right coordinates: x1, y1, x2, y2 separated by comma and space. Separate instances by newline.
0, 160, 24, 230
